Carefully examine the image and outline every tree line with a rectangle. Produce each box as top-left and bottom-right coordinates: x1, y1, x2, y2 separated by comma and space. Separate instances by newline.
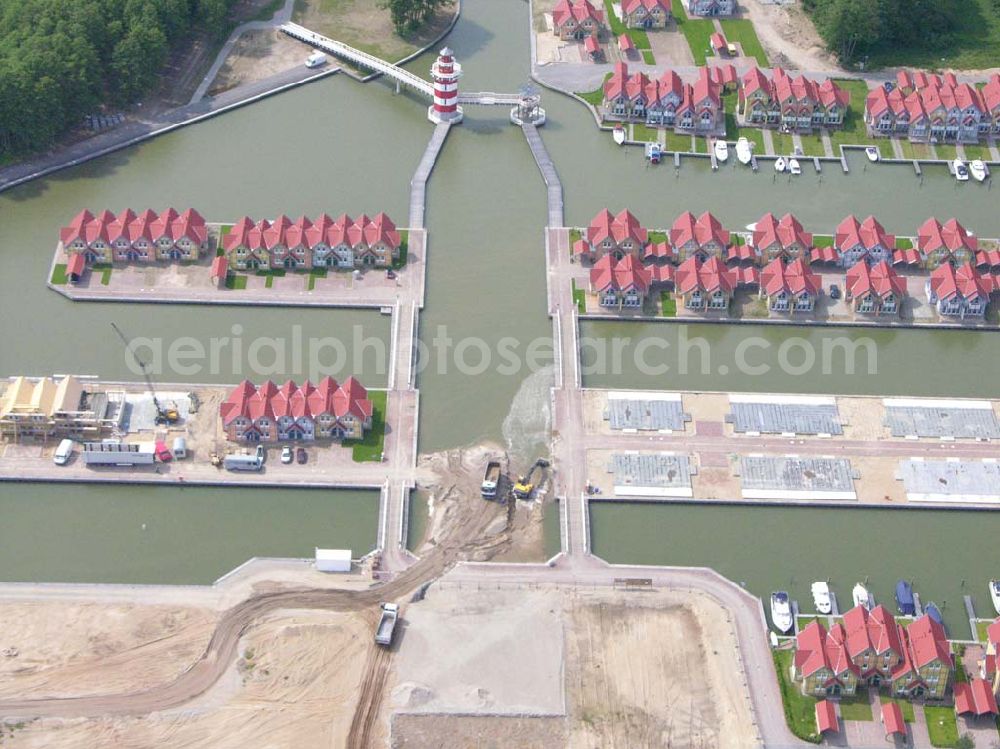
379, 0, 451, 35
0, 0, 238, 156
803, 0, 962, 64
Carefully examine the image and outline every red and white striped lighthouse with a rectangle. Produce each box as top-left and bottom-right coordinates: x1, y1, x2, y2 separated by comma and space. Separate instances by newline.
428, 47, 463, 124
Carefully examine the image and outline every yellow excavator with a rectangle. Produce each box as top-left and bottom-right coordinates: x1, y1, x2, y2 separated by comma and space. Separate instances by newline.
512, 458, 550, 500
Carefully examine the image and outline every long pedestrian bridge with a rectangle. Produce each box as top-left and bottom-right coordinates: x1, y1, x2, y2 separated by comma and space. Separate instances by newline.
279, 22, 545, 124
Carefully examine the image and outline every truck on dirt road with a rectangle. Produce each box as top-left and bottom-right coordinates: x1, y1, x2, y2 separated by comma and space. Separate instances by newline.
375, 603, 398, 647
481, 460, 501, 499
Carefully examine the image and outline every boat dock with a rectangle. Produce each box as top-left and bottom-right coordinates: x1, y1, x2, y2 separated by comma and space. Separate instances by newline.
829, 590, 841, 617
964, 595, 979, 641
522, 122, 563, 228
410, 121, 453, 229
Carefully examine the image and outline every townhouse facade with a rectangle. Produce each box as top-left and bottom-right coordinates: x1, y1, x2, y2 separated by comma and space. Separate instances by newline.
675, 255, 744, 310
552, 0, 606, 40
759, 257, 820, 313
864, 71, 1000, 143
686, 0, 734, 16
750, 212, 813, 263
794, 608, 952, 700
917, 217, 978, 269
576, 207, 648, 262
831, 215, 895, 268
845, 260, 906, 317
620, 0, 671, 28
223, 212, 402, 271
603, 63, 723, 134
738, 67, 849, 133
589, 254, 652, 308
60, 208, 209, 264
220, 377, 373, 443
670, 210, 730, 260
926, 262, 997, 318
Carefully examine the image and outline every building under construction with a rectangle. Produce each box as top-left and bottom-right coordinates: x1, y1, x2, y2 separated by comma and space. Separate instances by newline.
0, 375, 125, 441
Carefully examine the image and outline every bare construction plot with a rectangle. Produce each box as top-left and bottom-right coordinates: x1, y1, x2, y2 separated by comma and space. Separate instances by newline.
609, 452, 694, 498
727, 394, 842, 436
605, 391, 690, 432
897, 459, 1000, 504
738, 456, 857, 500
884, 398, 1000, 440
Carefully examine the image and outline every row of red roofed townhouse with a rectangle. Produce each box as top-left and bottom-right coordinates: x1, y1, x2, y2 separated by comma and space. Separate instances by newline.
59, 208, 209, 265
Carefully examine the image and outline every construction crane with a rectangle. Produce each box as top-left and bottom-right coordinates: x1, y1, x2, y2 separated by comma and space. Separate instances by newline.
512, 458, 550, 500
110, 323, 180, 425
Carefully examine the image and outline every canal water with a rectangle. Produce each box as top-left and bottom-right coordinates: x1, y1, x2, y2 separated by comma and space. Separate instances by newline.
0, 0, 997, 582
590, 501, 998, 637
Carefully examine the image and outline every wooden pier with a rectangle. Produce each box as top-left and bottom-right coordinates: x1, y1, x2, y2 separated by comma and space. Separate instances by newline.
409, 122, 452, 229
522, 122, 563, 228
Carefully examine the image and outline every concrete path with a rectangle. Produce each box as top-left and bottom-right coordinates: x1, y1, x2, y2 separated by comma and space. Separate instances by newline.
190, 0, 298, 104
761, 127, 775, 156
821, 131, 834, 157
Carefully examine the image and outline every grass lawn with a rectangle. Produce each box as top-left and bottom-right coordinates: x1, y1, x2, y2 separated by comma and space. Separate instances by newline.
837, 694, 873, 721
648, 230, 668, 244
924, 705, 960, 748
603, 0, 626, 34
265, 275, 274, 288
633, 123, 661, 142
307, 268, 327, 291
772, 649, 822, 744
976, 619, 994, 643
934, 143, 958, 161
292, 0, 456, 64
770, 131, 795, 156
828, 79, 873, 149
50, 264, 68, 285
961, 143, 991, 161
896, 237, 913, 250
719, 19, 768, 66
344, 389, 386, 462
814, 234, 834, 247
572, 280, 586, 313
671, 0, 714, 65
694, 136, 708, 153
660, 291, 676, 317
882, 697, 915, 723
225, 273, 248, 290
664, 130, 693, 152
798, 133, 827, 157
900, 140, 933, 160
255, 268, 286, 278
641, 49, 655, 64
577, 73, 612, 107
91, 264, 113, 285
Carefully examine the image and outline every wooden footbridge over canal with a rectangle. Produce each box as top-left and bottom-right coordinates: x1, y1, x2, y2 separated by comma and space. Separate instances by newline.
280, 22, 545, 126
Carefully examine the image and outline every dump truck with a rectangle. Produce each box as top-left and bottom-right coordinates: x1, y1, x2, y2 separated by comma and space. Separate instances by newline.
481, 460, 501, 499
375, 602, 398, 646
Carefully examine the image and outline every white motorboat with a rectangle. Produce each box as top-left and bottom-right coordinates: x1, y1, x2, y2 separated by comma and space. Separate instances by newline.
645, 141, 662, 164
811, 581, 833, 615
852, 582, 873, 610
736, 137, 753, 165
774, 157, 787, 173
788, 158, 802, 175
953, 158, 970, 182
613, 125, 626, 145
865, 146, 880, 163
771, 591, 794, 633
970, 160, 988, 182
714, 139, 729, 162
990, 579, 1000, 615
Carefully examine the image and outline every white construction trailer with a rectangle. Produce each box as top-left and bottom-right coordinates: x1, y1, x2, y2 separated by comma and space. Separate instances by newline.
315, 548, 352, 573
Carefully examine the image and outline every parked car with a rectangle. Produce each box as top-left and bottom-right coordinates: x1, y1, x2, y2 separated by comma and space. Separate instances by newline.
829, 284, 841, 300
386, 269, 396, 280
53, 438, 74, 466
296, 447, 308, 464
281, 445, 293, 464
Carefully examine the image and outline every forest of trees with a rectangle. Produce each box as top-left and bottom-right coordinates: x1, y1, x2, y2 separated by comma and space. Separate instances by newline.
802, 0, 962, 64
0, 0, 237, 156
379, 0, 451, 35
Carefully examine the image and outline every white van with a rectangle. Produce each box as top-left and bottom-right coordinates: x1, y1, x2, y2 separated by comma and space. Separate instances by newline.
305, 52, 327, 69
53, 439, 74, 466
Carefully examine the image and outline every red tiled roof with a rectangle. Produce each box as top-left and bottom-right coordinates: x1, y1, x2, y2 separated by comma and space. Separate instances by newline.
221, 377, 371, 426
752, 212, 812, 253
643, 241, 677, 261
988, 619, 1000, 647
587, 208, 648, 248
815, 700, 838, 734
882, 702, 905, 736
726, 243, 757, 263
954, 679, 999, 716
917, 217, 978, 256
846, 260, 906, 301
211, 255, 228, 279
66, 253, 86, 276
622, 0, 669, 12
618, 33, 635, 52
553, 0, 604, 27
60, 209, 95, 245
907, 614, 952, 669
675, 255, 737, 295
590, 254, 652, 294
892, 248, 922, 266
929, 262, 991, 302
810, 246, 839, 264
710, 32, 726, 51
795, 620, 856, 681
760, 257, 820, 297
975, 250, 1000, 269
835, 215, 895, 254
584, 35, 599, 53
670, 210, 729, 251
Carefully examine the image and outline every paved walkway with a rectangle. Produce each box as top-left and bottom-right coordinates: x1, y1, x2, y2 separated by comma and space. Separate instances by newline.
522, 123, 564, 228
410, 122, 453, 229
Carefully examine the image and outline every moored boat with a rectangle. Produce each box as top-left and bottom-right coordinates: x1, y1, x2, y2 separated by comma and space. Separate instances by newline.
788, 158, 802, 175
953, 159, 970, 182
774, 157, 787, 173
865, 146, 880, 163
852, 582, 872, 610
714, 139, 729, 162
613, 124, 626, 145
924, 602, 944, 628
811, 581, 832, 615
736, 137, 753, 165
895, 579, 915, 616
970, 160, 988, 182
989, 579, 1000, 614
770, 591, 793, 634
645, 142, 662, 164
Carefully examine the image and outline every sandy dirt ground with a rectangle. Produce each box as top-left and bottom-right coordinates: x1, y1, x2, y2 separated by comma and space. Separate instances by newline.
387, 587, 757, 749
736, 0, 841, 73
3, 608, 371, 749
209, 30, 311, 95
0, 603, 217, 701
